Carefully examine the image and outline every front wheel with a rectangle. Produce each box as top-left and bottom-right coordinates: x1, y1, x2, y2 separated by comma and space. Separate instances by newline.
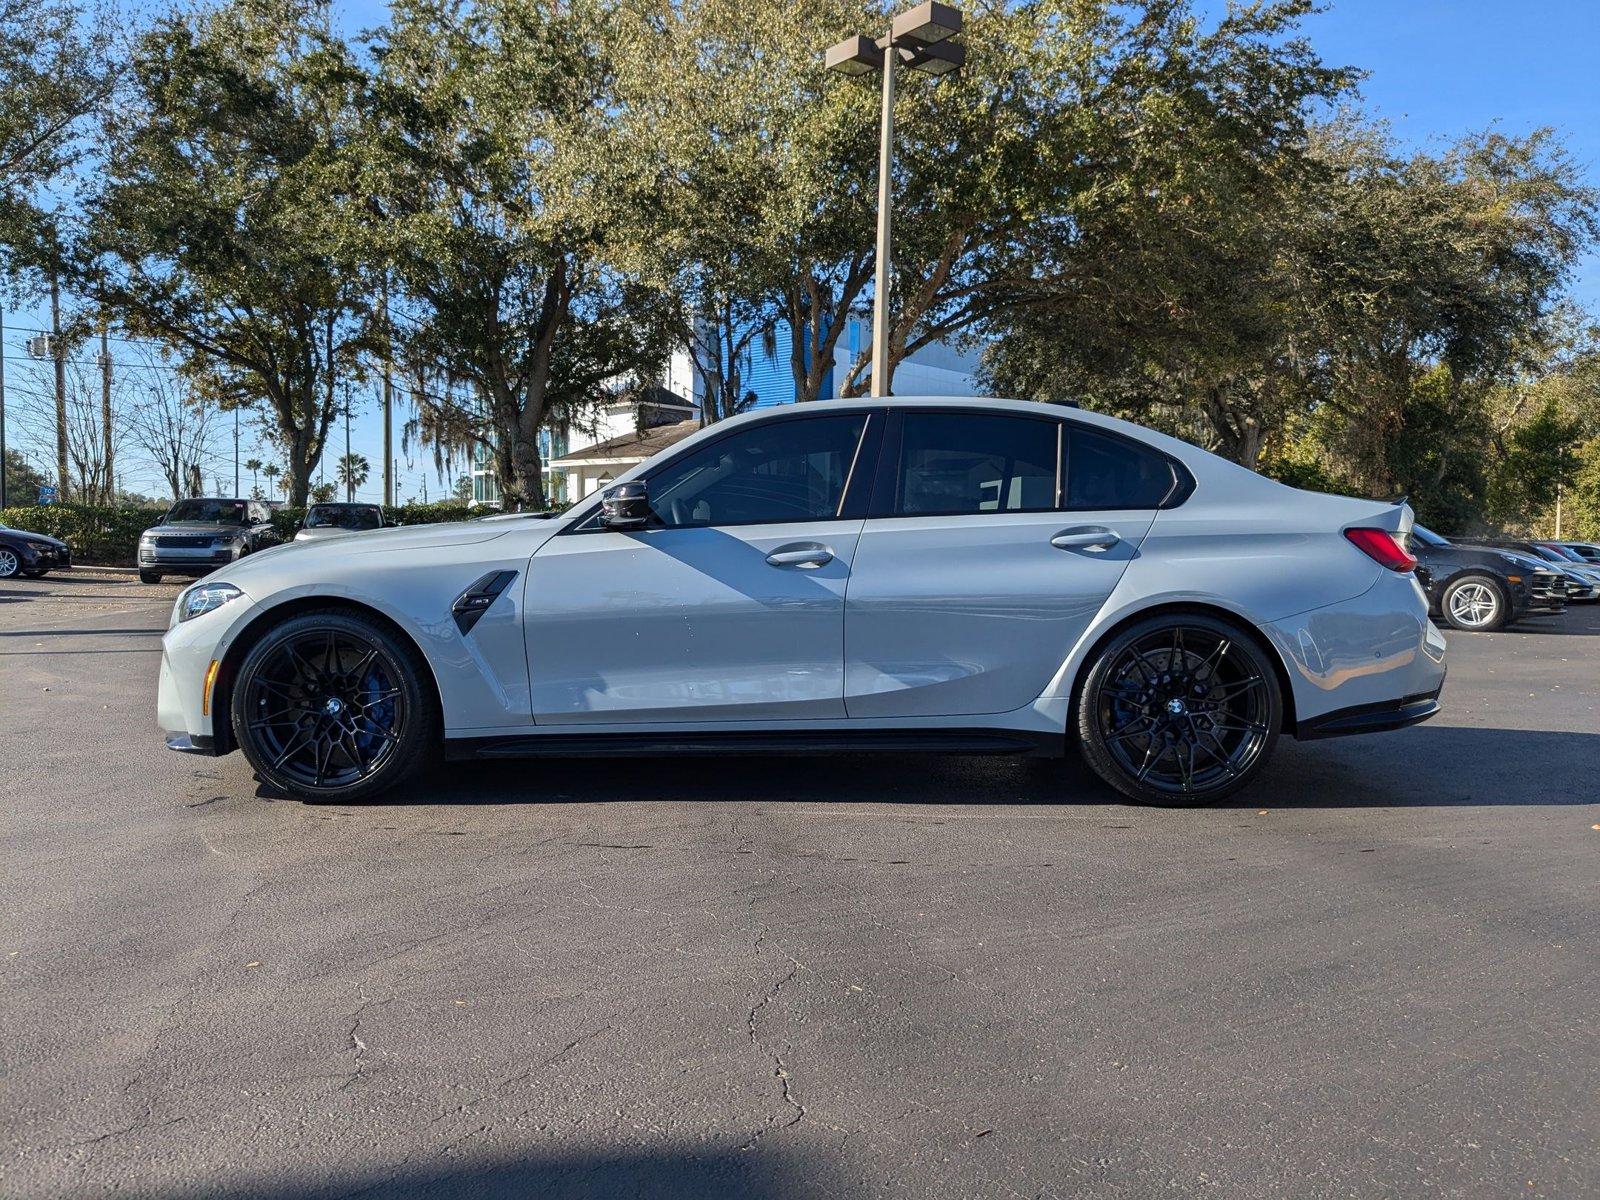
0, 548, 21, 579
232, 611, 438, 802
139, 569, 163, 584
1440, 574, 1507, 632
1076, 614, 1283, 806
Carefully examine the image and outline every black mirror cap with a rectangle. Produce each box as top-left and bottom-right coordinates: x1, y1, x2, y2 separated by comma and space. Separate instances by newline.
600, 481, 651, 529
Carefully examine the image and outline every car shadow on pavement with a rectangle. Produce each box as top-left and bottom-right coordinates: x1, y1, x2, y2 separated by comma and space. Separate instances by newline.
268, 725, 1599, 810
223, 1146, 840, 1200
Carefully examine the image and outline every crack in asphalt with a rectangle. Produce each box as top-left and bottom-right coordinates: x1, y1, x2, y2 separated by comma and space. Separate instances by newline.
337, 999, 378, 1092
738, 934, 807, 1152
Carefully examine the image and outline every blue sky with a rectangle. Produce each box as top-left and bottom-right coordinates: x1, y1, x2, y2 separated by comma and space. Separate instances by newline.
5, 0, 1597, 502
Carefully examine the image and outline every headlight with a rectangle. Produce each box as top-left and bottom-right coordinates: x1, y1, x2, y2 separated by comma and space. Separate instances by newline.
213, 534, 243, 547
179, 582, 243, 622
26, 540, 53, 551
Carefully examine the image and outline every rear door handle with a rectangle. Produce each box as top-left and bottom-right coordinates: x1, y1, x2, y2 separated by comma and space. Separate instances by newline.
1051, 526, 1120, 552
766, 543, 834, 568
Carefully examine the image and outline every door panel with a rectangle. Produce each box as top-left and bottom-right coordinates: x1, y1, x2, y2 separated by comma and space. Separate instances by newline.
526, 521, 864, 723
844, 511, 1152, 717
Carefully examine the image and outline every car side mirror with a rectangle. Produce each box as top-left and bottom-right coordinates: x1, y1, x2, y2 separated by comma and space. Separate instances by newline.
600, 481, 651, 530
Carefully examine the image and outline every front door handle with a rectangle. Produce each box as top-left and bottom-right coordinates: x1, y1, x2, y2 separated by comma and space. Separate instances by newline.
765, 543, 834, 568
1051, 526, 1120, 552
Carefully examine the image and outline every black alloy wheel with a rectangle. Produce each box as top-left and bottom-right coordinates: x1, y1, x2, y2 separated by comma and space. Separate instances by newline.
1077, 613, 1282, 805
233, 611, 437, 801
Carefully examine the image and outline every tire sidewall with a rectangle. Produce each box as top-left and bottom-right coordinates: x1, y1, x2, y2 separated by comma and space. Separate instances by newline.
232, 610, 435, 802
1075, 613, 1284, 806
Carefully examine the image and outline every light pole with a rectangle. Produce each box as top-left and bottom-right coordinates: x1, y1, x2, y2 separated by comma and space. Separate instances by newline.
826, 2, 965, 398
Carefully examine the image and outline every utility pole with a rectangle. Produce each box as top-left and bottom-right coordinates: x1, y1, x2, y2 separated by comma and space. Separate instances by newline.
100, 324, 113, 503
380, 283, 393, 507
1, 307, 7, 509
344, 401, 353, 501
51, 276, 67, 499
233, 406, 240, 495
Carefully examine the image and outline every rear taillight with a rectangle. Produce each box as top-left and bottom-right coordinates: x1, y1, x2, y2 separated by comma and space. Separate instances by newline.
1345, 527, 1417, 573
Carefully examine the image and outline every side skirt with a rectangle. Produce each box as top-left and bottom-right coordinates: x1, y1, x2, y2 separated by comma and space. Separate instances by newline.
444, 727, 1065, 762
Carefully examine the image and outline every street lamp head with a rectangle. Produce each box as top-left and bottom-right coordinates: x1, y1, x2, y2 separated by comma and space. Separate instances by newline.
891, 1, 963, 47
905, 38, 966, 76
825, 35, 884, 76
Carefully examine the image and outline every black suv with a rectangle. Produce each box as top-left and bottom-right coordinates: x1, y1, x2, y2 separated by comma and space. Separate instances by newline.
137, 498, 280, 584
1408, 525, 1565, 632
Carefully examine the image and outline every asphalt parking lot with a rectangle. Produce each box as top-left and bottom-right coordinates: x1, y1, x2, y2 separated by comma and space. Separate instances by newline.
3, 569, 1598, 1199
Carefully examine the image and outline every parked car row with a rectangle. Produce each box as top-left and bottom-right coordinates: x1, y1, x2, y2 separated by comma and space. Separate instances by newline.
1408, 524, 1599, 632
137, 501, 388, 582
0, 502, 390, 583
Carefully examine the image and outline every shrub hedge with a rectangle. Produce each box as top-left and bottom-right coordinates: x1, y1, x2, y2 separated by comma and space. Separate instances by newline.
1, 501, 500, 566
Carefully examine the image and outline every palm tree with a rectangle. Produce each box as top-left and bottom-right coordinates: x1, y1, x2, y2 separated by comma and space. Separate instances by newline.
261, 462, 281, 500
244, 457, 263, 498
336, 453, 370, 502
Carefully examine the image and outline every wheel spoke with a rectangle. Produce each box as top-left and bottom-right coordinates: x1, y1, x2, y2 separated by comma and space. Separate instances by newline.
271, 727, 314, 770
1105, 716, 1155, 744
354, 687, 402, 710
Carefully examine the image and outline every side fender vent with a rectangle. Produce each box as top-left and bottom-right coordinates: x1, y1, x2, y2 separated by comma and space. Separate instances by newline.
452, 570, 518, 634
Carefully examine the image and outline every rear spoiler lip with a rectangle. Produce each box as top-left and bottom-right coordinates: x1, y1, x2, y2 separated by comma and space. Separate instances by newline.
1339, 501, 1414, 536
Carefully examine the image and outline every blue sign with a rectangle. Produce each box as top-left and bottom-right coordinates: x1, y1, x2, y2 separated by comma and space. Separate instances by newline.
38, 485, 57, 505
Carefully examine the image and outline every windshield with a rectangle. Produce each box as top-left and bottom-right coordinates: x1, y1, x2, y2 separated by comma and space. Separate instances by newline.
305, 505, 382, 531
1537, 543, 1583, 562
164, 499, 248, 525
1410, 525, 1450, 547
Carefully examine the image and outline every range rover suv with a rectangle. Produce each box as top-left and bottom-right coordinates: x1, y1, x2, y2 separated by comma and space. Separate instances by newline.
138, 499, 280, 584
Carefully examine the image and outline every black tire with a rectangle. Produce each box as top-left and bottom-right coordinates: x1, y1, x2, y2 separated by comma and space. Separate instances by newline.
0, 547, 21, 579
1076, 613, 1283, 806
139, 569, 163, 584
232, 610, 439, 802
1439, 573, 1508, 632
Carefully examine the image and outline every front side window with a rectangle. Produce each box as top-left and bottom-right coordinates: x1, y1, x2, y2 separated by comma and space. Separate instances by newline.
893, 413, 1058, 516
1065, 427, 1177, 510
647, 415, 868, 528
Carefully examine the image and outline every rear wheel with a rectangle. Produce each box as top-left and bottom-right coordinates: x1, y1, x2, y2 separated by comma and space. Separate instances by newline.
1076, 613, 1282, 806
139, 569, 163, 584
1440, 574, 1507, 632
232, 611, 438, 802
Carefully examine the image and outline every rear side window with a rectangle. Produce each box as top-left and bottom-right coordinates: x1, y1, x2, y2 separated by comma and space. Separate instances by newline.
648, 414, 868, 527
1064, 427, 1176, 509
893, 413, 1059, 516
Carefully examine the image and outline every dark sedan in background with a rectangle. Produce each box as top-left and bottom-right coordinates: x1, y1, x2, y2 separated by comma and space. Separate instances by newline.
137, 499, 280, 584
1408, 525, 1566, 631
0, 521, 72, 579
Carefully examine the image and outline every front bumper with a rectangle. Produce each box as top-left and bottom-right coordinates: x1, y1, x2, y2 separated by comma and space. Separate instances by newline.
156, 596, 261, 756
20, 543, 71, 569
139, 542, 243, 575
1527, 572, 1570, 611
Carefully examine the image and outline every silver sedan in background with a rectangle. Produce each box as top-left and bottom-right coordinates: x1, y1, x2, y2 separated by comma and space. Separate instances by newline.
156, 397, 1446, 806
